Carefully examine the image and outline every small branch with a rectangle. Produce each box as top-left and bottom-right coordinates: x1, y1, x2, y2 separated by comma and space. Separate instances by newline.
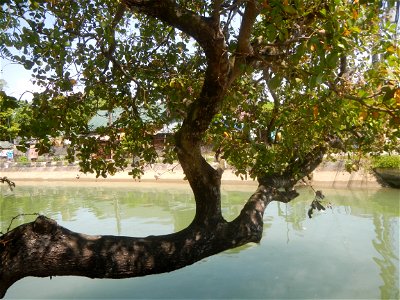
343, 93, 397, 116
149, 163, 181, 180
211, 0, 224, 24
111, 3, 126, 28
100, 3, 127, 74
5, 213, 40, 234
336, 55, 347, 83
264, 77, 281, 144
222, 2, 243, 39
221, 0, 245, 14
259, 31, 318, 48
328, 83, 398, 117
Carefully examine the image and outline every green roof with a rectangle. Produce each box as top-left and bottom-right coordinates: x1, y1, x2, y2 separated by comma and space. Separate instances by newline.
88, 108, 124, 130
88, 107, 178, 133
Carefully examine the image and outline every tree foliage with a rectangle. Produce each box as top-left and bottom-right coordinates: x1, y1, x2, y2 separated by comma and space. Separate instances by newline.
0, 0, 399, 178
0, 91, 22, 141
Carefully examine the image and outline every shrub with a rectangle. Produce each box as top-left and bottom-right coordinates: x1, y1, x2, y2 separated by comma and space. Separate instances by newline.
372, 155, 400, 169
16, 156, 28, 163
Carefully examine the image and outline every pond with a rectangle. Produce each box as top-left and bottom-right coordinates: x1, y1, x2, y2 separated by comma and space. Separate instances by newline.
0, 183, 399, 299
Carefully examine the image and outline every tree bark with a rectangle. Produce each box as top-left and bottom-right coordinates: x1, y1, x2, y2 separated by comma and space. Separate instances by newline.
0, 184, 285, 298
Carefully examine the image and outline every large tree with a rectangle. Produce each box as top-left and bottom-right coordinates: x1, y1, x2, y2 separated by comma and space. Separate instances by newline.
0, 0, 399, 297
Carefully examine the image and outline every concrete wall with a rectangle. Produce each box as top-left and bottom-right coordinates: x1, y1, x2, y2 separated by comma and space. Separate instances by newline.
310, 160, 381, 188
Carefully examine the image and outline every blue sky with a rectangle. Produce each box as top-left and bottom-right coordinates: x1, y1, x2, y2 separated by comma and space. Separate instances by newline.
1, 58, 39, 101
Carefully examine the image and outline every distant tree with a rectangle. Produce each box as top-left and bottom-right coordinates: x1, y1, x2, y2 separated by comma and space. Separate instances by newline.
0, 0, 399, 297
0, 79, 7, 91
0, 91, 20, 141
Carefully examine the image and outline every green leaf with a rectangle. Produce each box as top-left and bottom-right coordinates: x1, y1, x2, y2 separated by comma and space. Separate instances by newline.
383, 88, 395, 102
268, 76, 281, 90
283, 5, 297, 15
265, 24, 278, 42
326, 51, 339, 68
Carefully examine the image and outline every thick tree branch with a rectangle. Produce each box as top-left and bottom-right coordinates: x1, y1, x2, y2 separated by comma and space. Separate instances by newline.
211, 0, 223, 24
258, 133, 348, 195
122, 0, 220, 60
0, 185, 279, 298
228, 0, 260, 85
235, 1, 258, 53
258, 144, 327, 194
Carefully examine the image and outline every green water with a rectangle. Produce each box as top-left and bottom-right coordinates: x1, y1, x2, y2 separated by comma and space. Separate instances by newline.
0, 184, 399, 299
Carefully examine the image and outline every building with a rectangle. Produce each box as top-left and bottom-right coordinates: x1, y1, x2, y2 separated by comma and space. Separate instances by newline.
0, 141, 13, 160
87, 108, 179, 150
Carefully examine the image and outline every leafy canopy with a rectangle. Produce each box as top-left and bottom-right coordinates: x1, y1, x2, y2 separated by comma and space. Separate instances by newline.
0, 0, 399, 178
0, 91, 29, 141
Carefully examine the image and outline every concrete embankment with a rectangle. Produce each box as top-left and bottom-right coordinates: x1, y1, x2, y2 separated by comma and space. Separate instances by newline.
0, 160, 382, 188
309, 160, 381, 188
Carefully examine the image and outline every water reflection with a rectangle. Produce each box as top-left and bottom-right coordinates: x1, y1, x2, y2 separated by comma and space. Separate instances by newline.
0, 184, 399, 299
0, 185, 196, 236
372, 210, 399, 300
278, 187, 399, 300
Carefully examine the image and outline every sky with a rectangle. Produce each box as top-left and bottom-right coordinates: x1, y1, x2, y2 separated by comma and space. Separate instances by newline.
0, 57, 39, 101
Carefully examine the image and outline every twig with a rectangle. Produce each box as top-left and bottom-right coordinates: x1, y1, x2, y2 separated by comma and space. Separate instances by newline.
0, 177, 15, 191
151, 163, 181, 179
328, 82, 397, 117
1, 213, 41, 235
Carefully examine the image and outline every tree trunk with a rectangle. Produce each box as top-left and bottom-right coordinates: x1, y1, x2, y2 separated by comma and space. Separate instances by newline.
0, 1, 328, 297
0, 184, 283, 298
